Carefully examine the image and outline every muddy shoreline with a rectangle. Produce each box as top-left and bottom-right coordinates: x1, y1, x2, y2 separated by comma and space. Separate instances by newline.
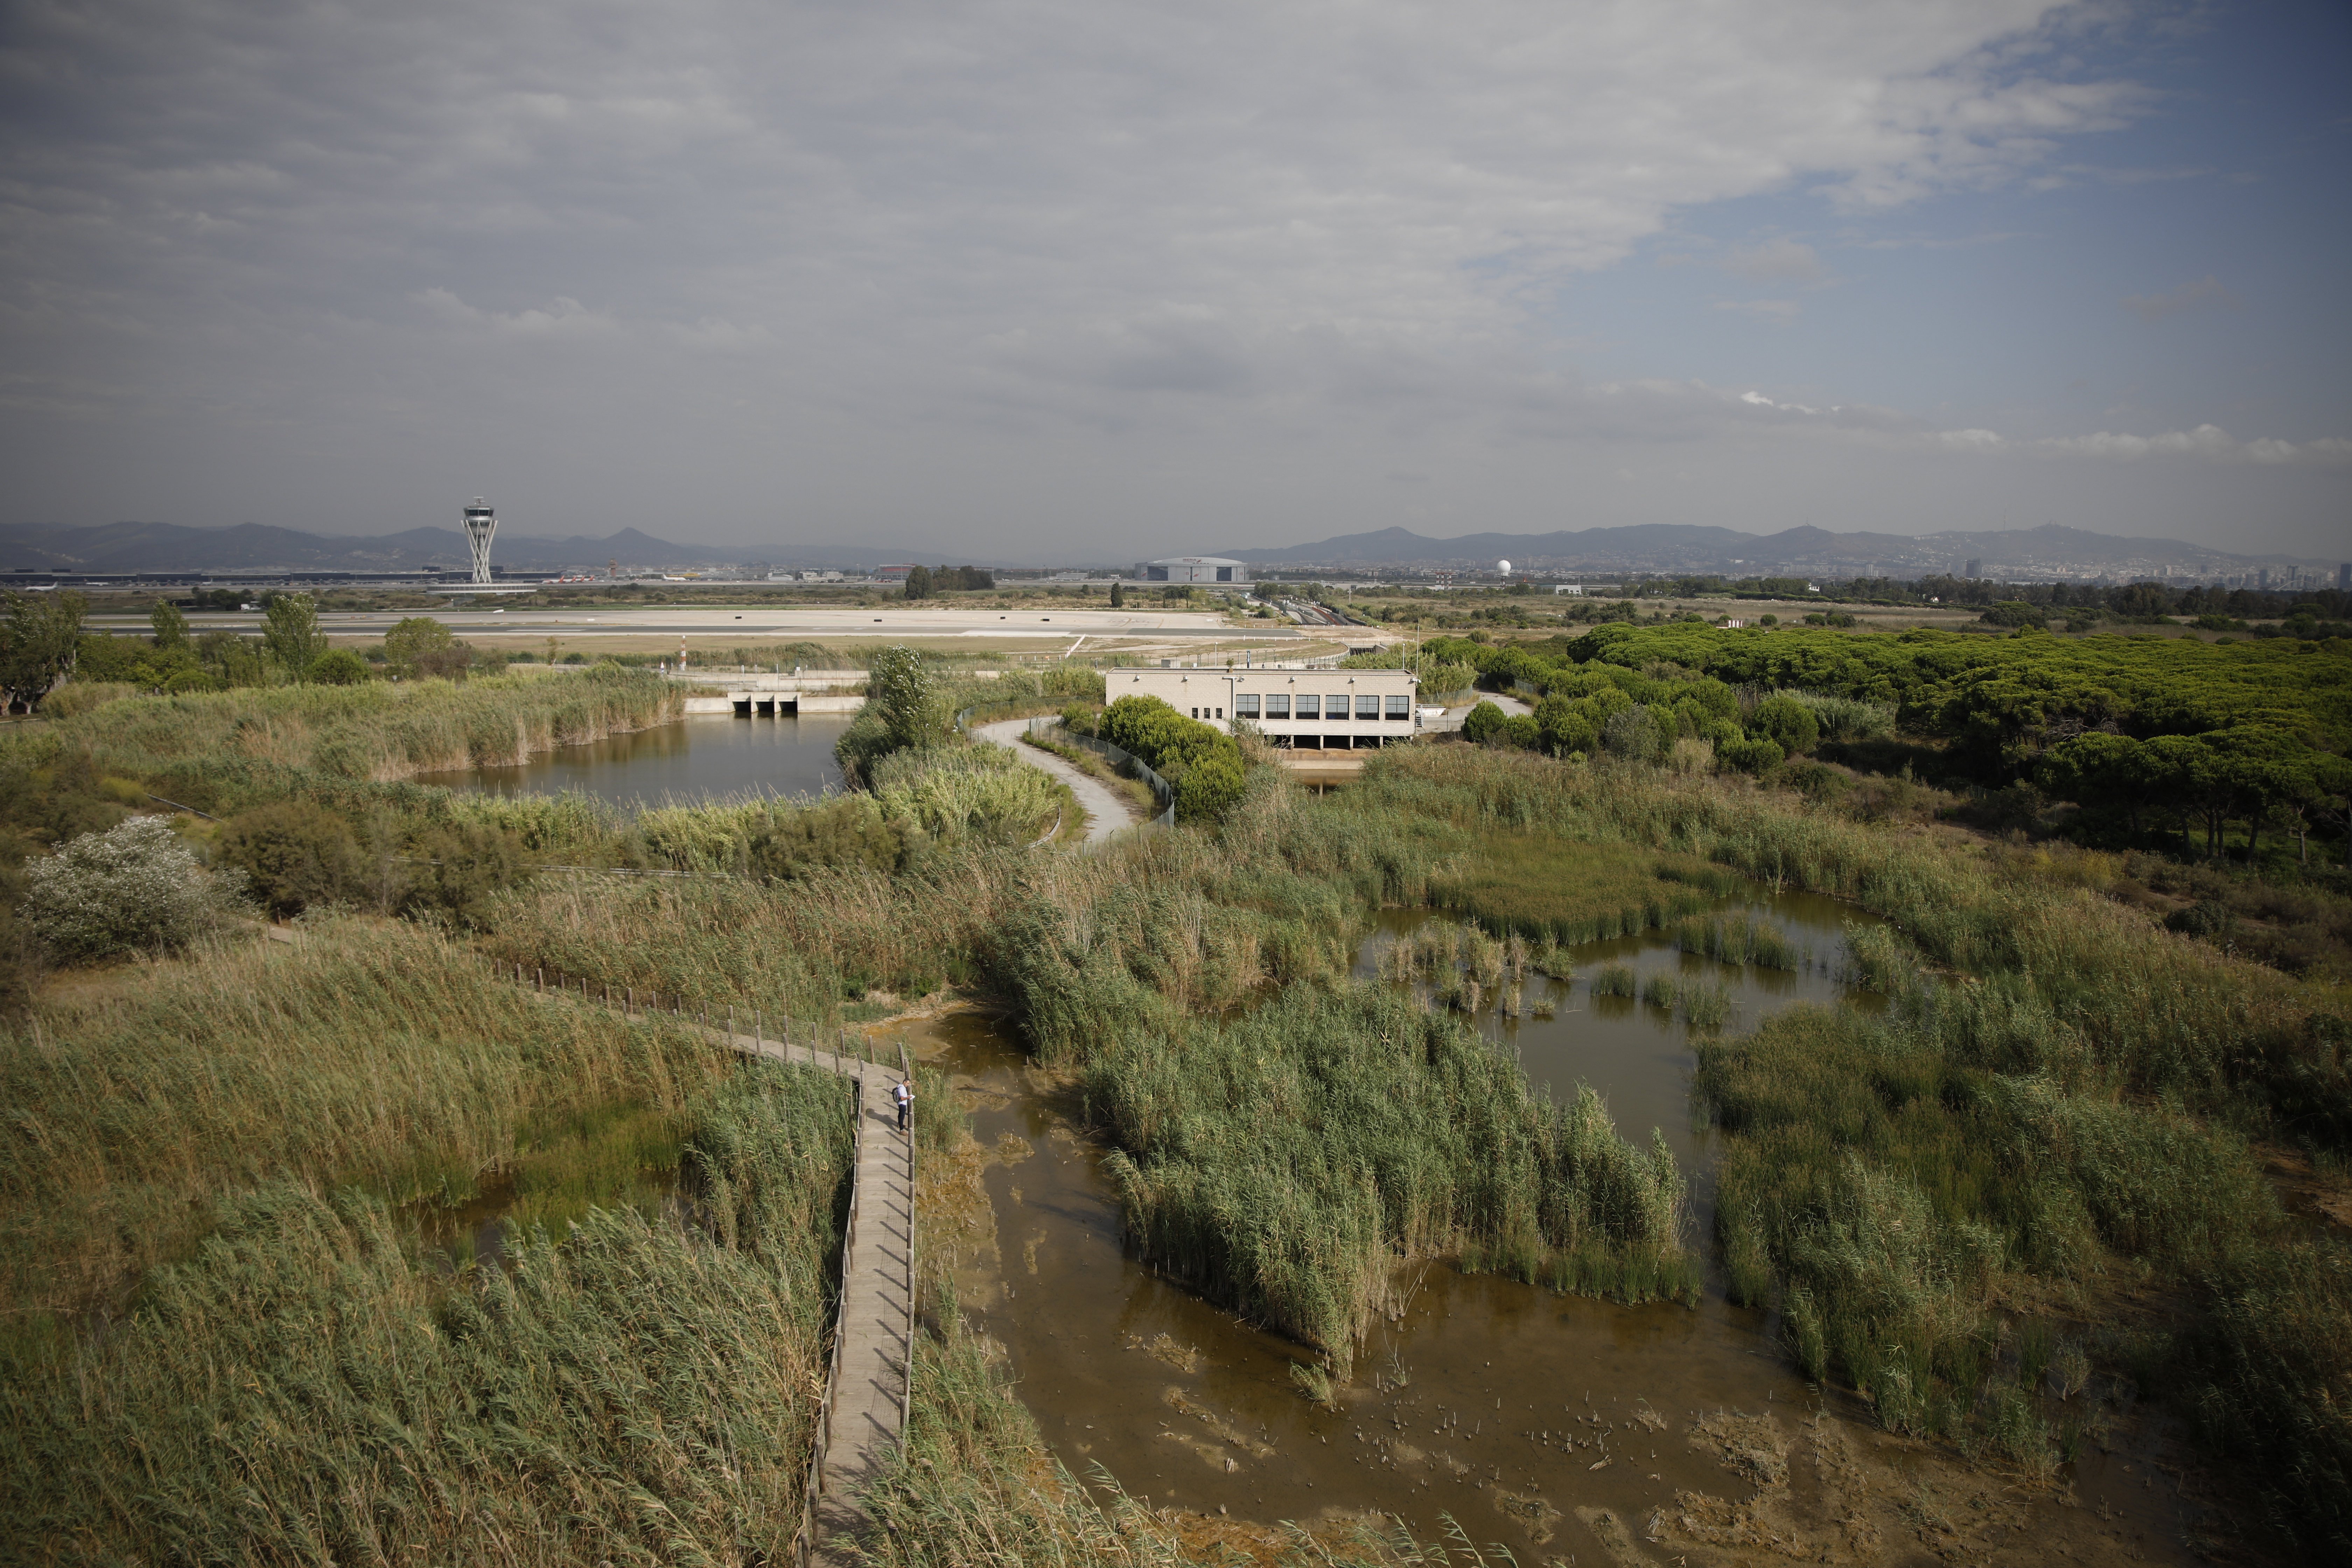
881, 869, 2246, 1566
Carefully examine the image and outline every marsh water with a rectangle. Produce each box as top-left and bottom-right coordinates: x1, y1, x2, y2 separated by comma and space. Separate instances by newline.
425, 713, 856, 806
884, 888, 2204, 1560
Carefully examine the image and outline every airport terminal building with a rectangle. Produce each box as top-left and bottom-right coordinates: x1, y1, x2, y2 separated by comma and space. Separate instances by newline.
1134, 555, 1249, 583
1112, 666, 1420, 748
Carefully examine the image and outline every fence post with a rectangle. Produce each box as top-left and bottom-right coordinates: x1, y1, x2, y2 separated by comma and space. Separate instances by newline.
536, 967, 543, 992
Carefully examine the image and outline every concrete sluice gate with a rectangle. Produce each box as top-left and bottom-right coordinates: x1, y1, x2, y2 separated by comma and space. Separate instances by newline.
730, 694, 801, 715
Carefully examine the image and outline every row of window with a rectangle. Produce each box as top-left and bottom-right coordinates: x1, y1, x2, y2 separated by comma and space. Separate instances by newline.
1188, 694, 1411, 720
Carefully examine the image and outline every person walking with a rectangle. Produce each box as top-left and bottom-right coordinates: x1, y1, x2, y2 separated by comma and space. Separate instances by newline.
894, 1077, 912, 1135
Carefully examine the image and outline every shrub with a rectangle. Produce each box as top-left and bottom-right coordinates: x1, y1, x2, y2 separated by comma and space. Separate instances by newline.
745, 796, 910, 881
20, 816, 241, 959
1601, 705, 1670, 763
1750, 694, 1821, 756
380, 616, 455, 679
401, 822, 531, 930
218, 800, 374, 917
1097, 695, 1248, 824
1461, 700, 1507, 744
1718, 735, 1785, 775
308, 648, 370, 686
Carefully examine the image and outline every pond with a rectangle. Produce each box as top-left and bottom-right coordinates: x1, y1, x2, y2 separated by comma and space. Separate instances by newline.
423, 713, 856, 806
885, 884, 2200, 1561
1352, 889, 1883, 1244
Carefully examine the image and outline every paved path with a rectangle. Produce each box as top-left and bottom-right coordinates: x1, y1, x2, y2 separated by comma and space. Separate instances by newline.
973, 718, 1139, 844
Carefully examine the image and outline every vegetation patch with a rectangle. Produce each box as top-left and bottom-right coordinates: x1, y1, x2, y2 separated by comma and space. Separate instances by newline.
1431, 835, 1736, 944
1090, 985, 1694, 1377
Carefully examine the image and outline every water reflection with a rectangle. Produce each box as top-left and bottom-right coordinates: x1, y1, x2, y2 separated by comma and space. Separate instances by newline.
424, 713, 855, 807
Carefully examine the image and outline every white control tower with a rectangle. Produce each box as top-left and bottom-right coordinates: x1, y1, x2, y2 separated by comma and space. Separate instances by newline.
461, 498, 497, 584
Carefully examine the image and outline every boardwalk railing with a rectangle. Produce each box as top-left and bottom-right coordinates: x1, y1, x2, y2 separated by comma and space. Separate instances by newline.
498, 959, 916, 1568
1026, 715, 1176, 828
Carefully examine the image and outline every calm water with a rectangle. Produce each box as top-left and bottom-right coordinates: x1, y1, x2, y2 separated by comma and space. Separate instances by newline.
425, 713, 855, 806
883, 890, 2191, 1556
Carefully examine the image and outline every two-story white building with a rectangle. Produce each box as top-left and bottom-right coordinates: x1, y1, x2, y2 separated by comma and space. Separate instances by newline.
1110, 665, 1422, 749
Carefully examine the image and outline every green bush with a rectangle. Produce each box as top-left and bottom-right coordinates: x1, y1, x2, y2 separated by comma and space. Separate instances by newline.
746, 795, 910, 881
1461, 700, 1507, 744
308, 647, 371, 685
218, 800, 371, 917
1097, 695, 1248, 824
1718, 735, 1785, 774
1750, 694, 1821, 756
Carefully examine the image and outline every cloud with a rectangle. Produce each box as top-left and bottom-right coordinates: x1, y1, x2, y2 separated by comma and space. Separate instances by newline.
5, 0, 2328, 555
1715, 299, 1803, 322
1721, 238, 1826, 283
2035, 424, 2347, 464
2121, 275, 2236, 321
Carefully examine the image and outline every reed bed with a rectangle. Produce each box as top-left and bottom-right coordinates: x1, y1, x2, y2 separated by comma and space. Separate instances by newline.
1376, 919, 1530, 1016
3, 666, 676, 812
1088, 985, 1693, 1378
2, 1058, 850, 1567
1430, 836, 1731, 945
1680, 979, 1732, 1030
1357, 746, 2347, 1140
1669, 912, 1798, 969
1699, 996, 2289, 1472
484, 771, 1444, 1050
0, 917, 730, 1319
1591, 963, 1636, 997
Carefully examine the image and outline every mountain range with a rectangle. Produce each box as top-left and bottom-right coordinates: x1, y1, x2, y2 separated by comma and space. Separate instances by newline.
0, 517, 2334, 582
1213, 523, 2339, 579
0, 522, 931, 575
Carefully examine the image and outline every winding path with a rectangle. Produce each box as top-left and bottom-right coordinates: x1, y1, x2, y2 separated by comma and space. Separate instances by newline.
972, 718, 1139, 844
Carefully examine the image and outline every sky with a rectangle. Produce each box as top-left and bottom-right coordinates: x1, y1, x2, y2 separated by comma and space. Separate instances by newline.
1, 0, 2346, 560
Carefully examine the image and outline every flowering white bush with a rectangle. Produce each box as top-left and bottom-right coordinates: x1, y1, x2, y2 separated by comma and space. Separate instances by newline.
21, 816, 244, 959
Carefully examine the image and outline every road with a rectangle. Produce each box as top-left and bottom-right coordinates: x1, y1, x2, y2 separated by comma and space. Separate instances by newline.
972, 718, 1139, 844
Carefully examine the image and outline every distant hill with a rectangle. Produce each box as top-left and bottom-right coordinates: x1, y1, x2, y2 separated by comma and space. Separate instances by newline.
0, 522, 937, 575
1217, 522, 2335, 578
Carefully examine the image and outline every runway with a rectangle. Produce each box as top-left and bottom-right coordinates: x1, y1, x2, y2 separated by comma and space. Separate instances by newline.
91, 604, 1317, 642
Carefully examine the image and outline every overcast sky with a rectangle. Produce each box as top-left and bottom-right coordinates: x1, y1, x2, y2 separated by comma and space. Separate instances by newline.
3, 0, 2346, 559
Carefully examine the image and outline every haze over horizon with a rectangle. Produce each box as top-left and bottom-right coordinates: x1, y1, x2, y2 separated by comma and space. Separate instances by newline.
3, 1, 2346, 559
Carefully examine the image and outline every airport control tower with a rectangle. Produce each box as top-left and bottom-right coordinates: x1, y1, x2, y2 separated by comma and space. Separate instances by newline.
462, 498, 497, 584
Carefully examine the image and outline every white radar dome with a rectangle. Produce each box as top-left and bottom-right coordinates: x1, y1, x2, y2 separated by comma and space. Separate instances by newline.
1497, 559, 1512, 574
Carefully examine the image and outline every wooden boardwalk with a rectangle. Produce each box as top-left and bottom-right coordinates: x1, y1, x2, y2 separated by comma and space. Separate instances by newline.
724, 1025, 916, 1568
509, 971, 914, 1567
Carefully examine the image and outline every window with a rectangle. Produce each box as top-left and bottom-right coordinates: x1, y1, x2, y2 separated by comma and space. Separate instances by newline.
1190, 706, 1199, 719
1356, 694, 1379, 719
1235, 693, 1260, 718
1386, 694, 1409, 720
1296, 694, 1320, 719
1216, 707, 1224, 719
1266, 694, 1290, 719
